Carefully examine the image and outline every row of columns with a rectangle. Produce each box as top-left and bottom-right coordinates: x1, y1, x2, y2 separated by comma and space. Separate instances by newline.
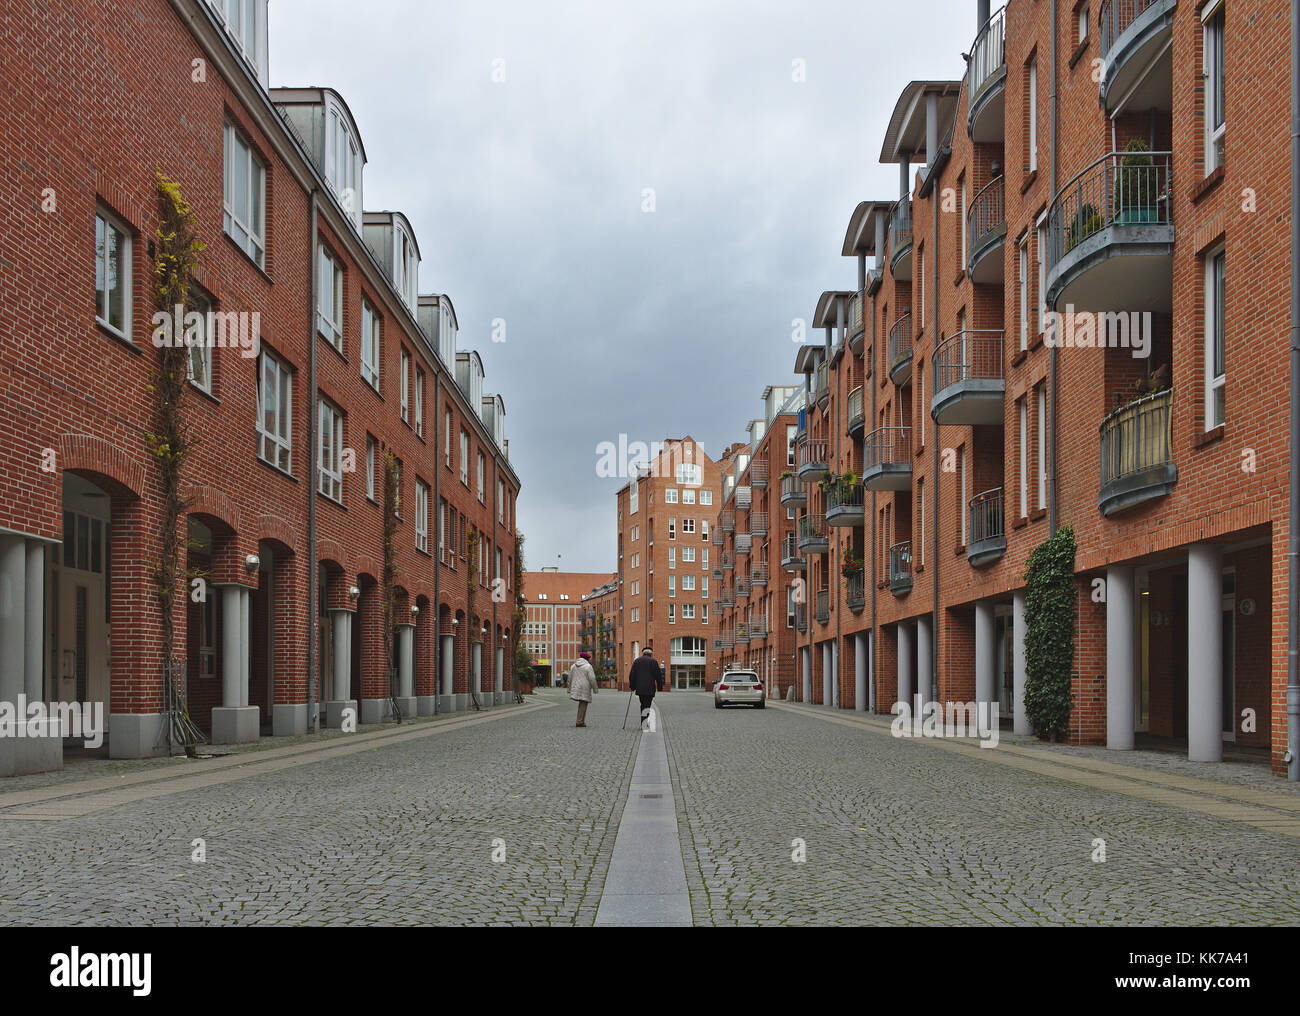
0, 536, 45, 707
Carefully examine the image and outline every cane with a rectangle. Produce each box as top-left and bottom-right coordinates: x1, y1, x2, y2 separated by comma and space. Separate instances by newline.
621, 689, 635, 730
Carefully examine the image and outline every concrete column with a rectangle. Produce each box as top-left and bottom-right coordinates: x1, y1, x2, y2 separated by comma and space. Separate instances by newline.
867, 630, 875, 712
801, 647, 811, 704
899, 156, 911, 201
221, 585, 242, 709
1012, 590, 1030, 735
494, 646, 504, 695
239, 586, 251, 708
471, 641, 483, 695
854, 632, 867, 712
213, 584, 257, 743
917, 614, 933, 709
897, 622, 913, 706
1188, 544, 1223, 762
394, 622, 417, 718
440, 633, 455, 711
821, 642, 831, 706
926, 92, 939, 172
831, 639, 840, 709
325, 608, 355, 728
975, 600, 996, 710
874, 209, 887, 272
978, 0, 990, 31
24, 541, 44, 702
1106, 565, 1136, 750
0, 535, 26, 708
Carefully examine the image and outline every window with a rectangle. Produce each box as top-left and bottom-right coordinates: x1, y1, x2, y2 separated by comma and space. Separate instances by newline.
439, 500, 447, 560
361, 300, 380, 389
787, 588, 796, 628
960, 175, 968, 268
669, 576, 676, 598
257, 350, 292, 472
498, 480, 505, 523
317, 398, 343, 502
701, 490, 713, 506
1018, 398, 1028, 518
223, 123, 266, 267
444, 409, 453, 466
918, 365, 926, 449
1036, 214, 1048, 337
918, 246, 925, 327
208, 0, 264, 70
682, 518, 696, 535
317, 247, 343, 350
327, 104, 360, 216
1027, 57, 1038, 174
393, 459, 403, 517
787, 425, 798, 466
702, 547, 709, 568
630, 483, 639, 514
702, 575, 709, 598
959, 446, 968, 546
416, 480, 429, 552
415, 369, 425, 437
186, 288, 213, 390
396, 225, 418, 308
683, 604, 695, 620
1205, 246, 1226, 429
366, 434, 377, 500
400, 349, 410, 422
459, 512, 466, 558
1077, 3, 1089, 43
701, 520, 709, 540
1036, 384, 1048, 510
665, 488, 679, 503
676, 463, 703, 485
918, 478, 925, 568
683, 575, 695, 591
94, 210, 131, 338
460, 431, 469, 485
477, 452, 486, 502
668, 547, 676, 568
669, 518, 676, 540
683, 489, 696, 505
1018, 233, 1030, 351
683, 547, 695, 563
1204, 3, 1225, 173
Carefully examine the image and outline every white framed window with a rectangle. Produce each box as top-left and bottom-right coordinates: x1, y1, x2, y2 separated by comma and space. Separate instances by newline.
1077, 3, 1089, 43
498, 480, 505, 522
1204, 2, 1226, 174
683, 547, 695, 563
327, 104, 361, 219
683, 489, 696, 505
701, 520, 710, 540
186, 288, 213, 390
918, 365, 926, 449
700, 603, 708, 623
702, 575, 709, 598
683, 604, 695, 620
787, 425, 798, 466
1018, 398, 1028, 518
1036, 385, 1048, 510
669, 518, 677, 540
701, 490, 713, 506
1205, 246, 1226, 429
918, 478, 925, 568
669, 576, 676, 598
223, 123, 265, 267
675, 463, 703, 485
1018, 233, 1030, 351
1027, 57, 1039, 173
438, 500, 446, 559
257, 350, 292, 473
94, 209, 131, 338
318, 247, 343, 350
702, 548, 709, 568
207, 0, 265, 74
682, 518, 696, 534
415, 479, 429, 552
959, 446, 968, 546
366, 434, 377, 500
395, 224, 418, 309
630, 483, 638, 514
665, 488, 679, 503
1036, 214, 1048, 336
918, 246, 926, 327
683, 575, 695, 591
477, 452, 486, 503
960, 176, 968, 268
460, 431, 469, 485
415, 368, 424, 437
317, 397, 343, 502
668, 547, 676, 568
444, 408, 452, 465
668, 604, 675, 624
361, 300, 380, 389
400, 348, 410, 421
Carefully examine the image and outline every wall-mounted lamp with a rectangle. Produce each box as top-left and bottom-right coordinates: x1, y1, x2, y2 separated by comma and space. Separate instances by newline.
411, 604, 420, 616
349, 585, 360, 602
244, 553, 260, 573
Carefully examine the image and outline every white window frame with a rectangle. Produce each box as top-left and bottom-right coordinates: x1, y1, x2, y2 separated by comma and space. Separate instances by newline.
701, 490, 713, 506
327, 103, 361, 219
317, 397, 343, 503
683, 547, 695, 563
959, 447, 968, 546
668, 547, 676, 568
223, 123, 266, 267
683, 489, 696, 505
1203, 2, 1226, 174
1018, 233, 1030, 351
669, 576, 676, 598
477, 452, 486, 503
1205, 245, 1226, 430
918, 478, 925, 568
683, 603, 695, 620
1018, 397, 1028, 518
1036, 214, 1048, 337
186, 288, 213, 391
257, 350, 292, 473
1036, 385, 1048, 510
400, 348, 410, 422
366, 434, 377, 501
682, 518, 696, 534
415, 368, 424, 437
1027, 57, 1039, 173
395, 224, 418, 309
460, 431, 469, 486
361, 299, 380, 390
960, 176, 968, 268
94, 209, 132, 339
415, 479, 429, 552
665, 488, 679, 503
318, 247, 343, 350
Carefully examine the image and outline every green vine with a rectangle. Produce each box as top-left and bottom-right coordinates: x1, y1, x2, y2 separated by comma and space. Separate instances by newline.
1023, 525, 1078, 742
467, 526, 480, 645
382, 452, 399, 719
513, 532, 530, 689
146, 171, 205, 668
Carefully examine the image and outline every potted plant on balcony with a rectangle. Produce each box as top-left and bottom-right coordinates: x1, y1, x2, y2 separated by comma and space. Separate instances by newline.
821, 470, 859, 503
1064, 202, 1104, 254
1112, 139, 1161, 225
840, 551, 864, 579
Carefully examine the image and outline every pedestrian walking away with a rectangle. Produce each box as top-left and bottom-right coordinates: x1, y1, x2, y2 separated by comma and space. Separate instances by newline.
568, 651, 598, 727
627, 646, 665, 728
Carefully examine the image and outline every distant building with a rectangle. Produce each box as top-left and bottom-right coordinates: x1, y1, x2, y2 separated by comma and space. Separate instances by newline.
521, 570, 615, 684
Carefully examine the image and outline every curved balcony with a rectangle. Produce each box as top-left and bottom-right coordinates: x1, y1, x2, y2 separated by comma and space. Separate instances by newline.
863, 427, 912, 492
967, 487, 1007, 566
825, 484, 865, 528
781, 534, 806, 572
889, 542, 912, 596
750, 511, 768, 537
848, 290, 866, 352
1099, 388, 1176, 516
750, 460, 768, 489
967, 176, 1005, 283
967, 5, 1007, 143
1047, 149, 1174, 312
931, 330, 1005, 426
846, 572, 865, 612
751, 563, 769, 587
814, 588, 830, 625
715, 630, 735, 649
889, 200, 913, 281
797, 514, 829, 555
780, 473, 806, 505
888, 313, 913, 385
816, 361, 831, 408
797, 439, 829, 481
1099, 0, 1176, 112
847, 386, 865, 439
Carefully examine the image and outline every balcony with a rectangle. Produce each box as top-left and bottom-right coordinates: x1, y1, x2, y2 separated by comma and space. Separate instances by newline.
797, 439, 830, 481
848, 291, 866, 352
736, 577, 751, 598
780, 473, 806, 505
1098, 388, 1177, 516
815, 589, 829, 624
797, 514, 829, 555
825, 484, 865, 528
966, 4, 1006, 143
736, 485, 752, 510
795, 604, 808, 633
1099, 0, 1176, 112
863, 427, 913, 492
736, 623, 751, 644
720, 510, 735, 532
847, 386, 865, 439
715, 630, 735, 649
931, 330, 1005, 426
750, 460, 768, 489
736, 532, 752, 556
889, 542, 913, 596
967, 176, 1005, 283
720, 552, 734, 571
846, 572, 865, 612
718, 586, 735, 607
751, 563, 769, 587
750, 512, 769, 537
815, 361, 831, 408
888, 313, 913, 385
750, 614, 768, 638
889, 200, 913, 281
967, 487, 1007, 566
781, 534, 806, 572
1046, 149, 1174, 312
712, 527, 724, 546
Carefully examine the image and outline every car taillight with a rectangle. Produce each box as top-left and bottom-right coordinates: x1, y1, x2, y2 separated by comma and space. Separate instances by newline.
718, 684, 729, 691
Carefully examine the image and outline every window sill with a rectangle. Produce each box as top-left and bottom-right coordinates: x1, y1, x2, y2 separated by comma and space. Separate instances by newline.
1011, 347, 1029, 367
256, 455, 297, 483
954, 544, 966, 557
1020, 169, 1039, 196
1012, 515, 1029, 530
97, 320, 142, 353
224, 230, 272, 282
1029, 331, 1045, 353
1191, 165, 1226, 205
319, 330, 345, 359
1194, 423, 1226, 448
187, 380, 220, 406
317, 490, 345, 509
1068, 37, 1089, 69
1030, 507, 1047, 522
915, 563, 925, 575
952, 269, 966, 287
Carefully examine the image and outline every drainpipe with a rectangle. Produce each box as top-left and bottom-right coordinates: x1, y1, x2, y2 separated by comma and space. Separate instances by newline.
433, 380, 441, 714
835, 297, 844, 709
926, 92, 939, 177
1048, 0, 1060, 532
931, 163, 941, 706
869, 223, 879, 714
1289, 0, 1299, 780
307, 188, 319, 734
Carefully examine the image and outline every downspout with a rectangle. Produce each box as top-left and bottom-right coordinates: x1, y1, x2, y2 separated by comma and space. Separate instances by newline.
870, 276, 878, 714
307, 188, 319, 734
1048, 0, 1060, 532
433, 380, 441, 714
835, 298, 844, 709
492, 452, 500, 696
931, 168, 941, 706
1288, 0, 1299, 779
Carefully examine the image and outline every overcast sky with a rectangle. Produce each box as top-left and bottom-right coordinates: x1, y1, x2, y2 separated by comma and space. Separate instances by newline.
271, 0, 972, 572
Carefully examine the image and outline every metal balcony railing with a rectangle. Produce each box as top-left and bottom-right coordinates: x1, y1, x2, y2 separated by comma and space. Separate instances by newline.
825, 484, 865, 517
720, 510, 735, 532
712, 527, 724, 545
967, 4, 1006, 106
795, 604, 808, 632
848, 290, 864, 339
1048, 150, 1173, 268
718, 586, 734, 607
716, 630, 735, 649
736, 577, 751, 598
864, 427, 912, 472
751, 563, 769, 586
721, 552, 734, 571
750, 460, 768, 488
736, 533, 752, 556
781, 534, 805, 570
1100, 0, 1160, 60
889, 200, 913, 260
736, 485, 751, 510
888, 313, 913, 375
889, 541, 912, 591
968, 175, 1005, 268
736, 623, 750, 644
798, 439, 829, 473
1100, 388, 1174, 489
933, 330, 1005, 393
969, 487, 1005, 547
798, 514, 827, 548
847, 386, 864, 434
846, 572, 865, 610
781, 474, 806, 503
815, 588, 829, 624
750, 512, 768, 537
815, 361, 830, 403
750, 614, 768, 638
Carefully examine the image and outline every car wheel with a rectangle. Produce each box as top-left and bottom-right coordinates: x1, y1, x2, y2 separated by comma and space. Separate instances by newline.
755, 700, 765, 709
714, 700, 722, 709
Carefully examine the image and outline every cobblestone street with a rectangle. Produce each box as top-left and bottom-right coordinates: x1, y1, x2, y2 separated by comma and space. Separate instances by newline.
2, 689, 1300, 926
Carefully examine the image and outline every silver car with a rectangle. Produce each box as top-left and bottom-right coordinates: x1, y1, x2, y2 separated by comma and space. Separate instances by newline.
714, 670, 765, 709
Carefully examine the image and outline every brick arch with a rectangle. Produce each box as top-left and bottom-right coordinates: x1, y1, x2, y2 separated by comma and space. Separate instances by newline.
59, 434, 146, 497
185, 483, 241, 535
317, 537, 351, 572
354, 553, 381, 581
256, 513, 298, 556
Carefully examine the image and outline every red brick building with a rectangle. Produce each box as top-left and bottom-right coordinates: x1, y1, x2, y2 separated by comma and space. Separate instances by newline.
520, 570, 614, 685
0, 0, 520, 773
777, 0, 1291, 772
580, 578, 620, 685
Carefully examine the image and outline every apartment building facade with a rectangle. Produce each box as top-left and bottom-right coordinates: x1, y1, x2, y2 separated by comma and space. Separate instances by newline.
0, 0, 520, 774
520, 570, 615, 683
580, 578, 620, 683
780, 0, 1290, 772
615, 438, 724, 691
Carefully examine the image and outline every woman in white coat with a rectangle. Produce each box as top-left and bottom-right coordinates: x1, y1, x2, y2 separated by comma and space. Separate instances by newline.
568, 651, 598, 727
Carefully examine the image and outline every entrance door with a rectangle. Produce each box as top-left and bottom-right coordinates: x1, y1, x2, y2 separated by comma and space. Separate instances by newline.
995, 607, 1013, 716
56, 571, 108, 742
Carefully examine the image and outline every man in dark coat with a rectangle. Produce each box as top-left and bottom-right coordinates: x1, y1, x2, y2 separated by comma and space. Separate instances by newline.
628, 647, 664, 725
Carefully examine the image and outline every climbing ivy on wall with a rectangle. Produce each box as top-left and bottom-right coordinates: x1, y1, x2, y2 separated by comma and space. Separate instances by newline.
1023, 525, 1078, 742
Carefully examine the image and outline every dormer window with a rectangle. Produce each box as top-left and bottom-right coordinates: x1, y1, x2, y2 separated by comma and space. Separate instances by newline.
396, 225, 417, 309
207, 0, 267, 83
327, 105, 360, 219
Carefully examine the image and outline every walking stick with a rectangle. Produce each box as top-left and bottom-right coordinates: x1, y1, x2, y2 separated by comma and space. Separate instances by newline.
621, 689, 635, 730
